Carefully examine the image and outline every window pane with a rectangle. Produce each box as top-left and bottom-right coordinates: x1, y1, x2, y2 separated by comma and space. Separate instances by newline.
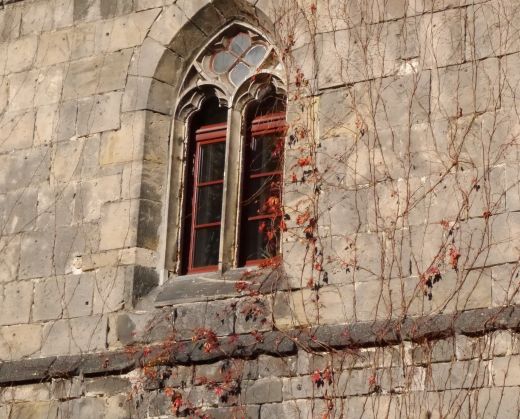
213, 51, 235, 74
242, 219, 279, 262
244, 45, 267, 66
242, 176, 281, 218
193, 227, 220, 267
230, 33, 251, 55
199, 142, 226, 182
196, 184, 223, 224
229, 62, 250, 86
248, 135, 282, 173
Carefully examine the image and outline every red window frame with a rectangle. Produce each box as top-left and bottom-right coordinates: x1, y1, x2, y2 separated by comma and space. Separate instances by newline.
185, 121, 227, 274
239, 111, 287, 266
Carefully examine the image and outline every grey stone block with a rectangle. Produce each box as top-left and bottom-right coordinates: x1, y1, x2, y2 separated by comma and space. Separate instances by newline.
241, 378, 283, 404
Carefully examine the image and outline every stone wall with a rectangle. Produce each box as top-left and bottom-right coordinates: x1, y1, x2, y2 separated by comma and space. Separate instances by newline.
1, 0, 520, 417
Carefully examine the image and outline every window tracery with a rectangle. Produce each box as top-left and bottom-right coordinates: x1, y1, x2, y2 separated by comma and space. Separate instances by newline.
166, 24, 287, 276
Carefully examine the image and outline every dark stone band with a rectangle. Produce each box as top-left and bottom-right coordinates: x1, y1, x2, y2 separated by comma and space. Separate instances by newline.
2, 305, 519, 386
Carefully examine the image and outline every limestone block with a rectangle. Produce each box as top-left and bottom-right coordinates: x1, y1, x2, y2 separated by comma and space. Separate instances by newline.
0, 187, 38, 235
96, 9, 161, 53
56, 99, 78, 141
73, 0, 102, 22
0, 323, 41, 360
92, 267, 126, 314
235, 296, 272, 334
34, 104, 58, 145
122, 76, 175, 114
317, 18, 418, 88
19, 230, 54, 280
77, 91, 122, 136
135, 0, 170, 11
77, 174, 122, 222
273, 284, 354, 329
53, 224, 100, 275
99, 199, 138, 250
54, 0, 75, 30
471, 387, 520, 418
40, 315, 108, 356
100, 0, 134, 19
52, 137, 85, 183
1, 383, 50, 402
33, 277, 65, 321
99, 112, 146, 165
0, 235, 20, 283
129, 37, 182, 85
0, 146, 51, 193
60, 397, 107, 418
491, 263, 520, 307
0, 76, 7, 113
21, 1, 54, 35
0, 280, 32, 326
419, 8, 465, 68
51, 377, 83, 400
173, 299, 235, 340
71, 21, 97, 60
431, 58, 500, 119
501, 52, 520, 110
9, 402, 59, 419
468, 0, 520, 60
0, 6, 22, 43
35, 65, 64, 106
430, 360, 489, 390
7, 70, 38, 112
63, 273, 95, 318
35, 28, 74, 67
240, 378, 283, 404
85, 377, 131, 396
0, 109, 36, 153
6, 35, 38, 74
148, 4, 189, 46
63, 50, 132, 100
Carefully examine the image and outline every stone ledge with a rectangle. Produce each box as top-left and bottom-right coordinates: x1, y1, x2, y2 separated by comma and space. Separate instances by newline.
2, 305, 520, 386
155, 267, 283, 306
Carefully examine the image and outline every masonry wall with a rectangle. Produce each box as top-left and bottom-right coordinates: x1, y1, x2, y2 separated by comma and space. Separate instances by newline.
1, 0, 520, 418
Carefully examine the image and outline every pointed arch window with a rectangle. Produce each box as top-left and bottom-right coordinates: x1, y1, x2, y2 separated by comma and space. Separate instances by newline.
167, 25, 287, 276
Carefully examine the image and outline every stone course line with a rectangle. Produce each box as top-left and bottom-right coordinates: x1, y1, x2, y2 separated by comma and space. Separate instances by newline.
1, 304, 519, 386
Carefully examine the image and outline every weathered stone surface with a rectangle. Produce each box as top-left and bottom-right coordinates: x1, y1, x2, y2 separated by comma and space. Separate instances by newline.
77, 92, 123, 136
40, 316, 108, 357
0, 324, 41, 361
0, 280, 32, 325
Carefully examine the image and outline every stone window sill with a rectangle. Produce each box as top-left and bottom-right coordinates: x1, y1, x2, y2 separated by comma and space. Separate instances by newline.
154, 266, 283, 307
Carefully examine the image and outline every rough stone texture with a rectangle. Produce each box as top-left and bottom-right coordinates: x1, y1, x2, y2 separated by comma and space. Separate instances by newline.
0, 0, 520, 417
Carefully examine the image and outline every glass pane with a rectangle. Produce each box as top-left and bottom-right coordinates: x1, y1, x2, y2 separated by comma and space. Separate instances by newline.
229, 62, 250, 86
199, 142, 226, 182
248, 135, 282, 173
213, 51, 235, 74
193, 226, 220, 267
244, 45, 267, 66
242, 176, 281, 218
230, 33, 251, 55
196, 184, 223, 224
242, 219, 279, 262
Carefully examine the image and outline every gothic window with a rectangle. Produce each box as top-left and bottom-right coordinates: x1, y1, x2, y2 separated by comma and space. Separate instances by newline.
169, 25, 287, 276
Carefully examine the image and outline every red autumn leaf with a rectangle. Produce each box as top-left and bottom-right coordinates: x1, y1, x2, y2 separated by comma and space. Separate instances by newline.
297, 156, 312, 167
